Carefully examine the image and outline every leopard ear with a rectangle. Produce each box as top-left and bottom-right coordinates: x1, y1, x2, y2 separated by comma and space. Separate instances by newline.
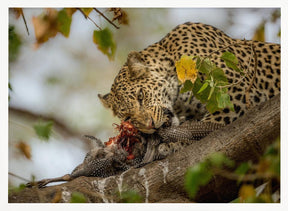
98, 93, 112, 109
127, 51, 149, 79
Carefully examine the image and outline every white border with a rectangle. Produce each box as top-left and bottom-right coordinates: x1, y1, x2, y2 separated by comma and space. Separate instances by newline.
2, 0, 288, 211
5, 0, 288, 8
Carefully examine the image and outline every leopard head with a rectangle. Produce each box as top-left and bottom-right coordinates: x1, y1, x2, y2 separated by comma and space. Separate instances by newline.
98, 51, 178, 134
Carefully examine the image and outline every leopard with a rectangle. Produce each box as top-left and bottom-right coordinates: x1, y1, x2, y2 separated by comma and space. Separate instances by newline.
98, 22, 281, 134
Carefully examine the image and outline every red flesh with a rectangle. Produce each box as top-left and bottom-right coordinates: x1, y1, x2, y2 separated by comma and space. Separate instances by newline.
104, 121, 140, 160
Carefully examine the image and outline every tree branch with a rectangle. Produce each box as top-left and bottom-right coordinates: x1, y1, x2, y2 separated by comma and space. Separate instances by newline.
8, 94, 280, 203
77, 8, 101, 30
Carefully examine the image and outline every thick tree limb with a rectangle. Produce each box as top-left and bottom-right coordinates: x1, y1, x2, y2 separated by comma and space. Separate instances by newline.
8, 94, 280, 203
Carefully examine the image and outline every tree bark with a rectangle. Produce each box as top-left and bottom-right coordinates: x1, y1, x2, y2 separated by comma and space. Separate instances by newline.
8, 94, 280, 203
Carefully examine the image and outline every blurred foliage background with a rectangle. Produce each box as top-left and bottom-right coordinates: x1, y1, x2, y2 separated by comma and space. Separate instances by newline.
8, 8, 280, 188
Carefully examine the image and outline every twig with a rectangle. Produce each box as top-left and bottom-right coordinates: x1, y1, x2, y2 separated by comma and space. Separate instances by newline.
21, 11, 30, 35
12, 8, 29, 35
93, 8, 120, 29
9, 107, 82, 138
217, 42, 254, 89
77, 8, 102, 30
9, 172, 30, 182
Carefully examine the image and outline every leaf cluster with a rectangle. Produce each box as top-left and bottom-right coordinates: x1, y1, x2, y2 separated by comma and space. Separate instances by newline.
184, 137, 280, 202
184, 152, 234, 199
32, 8, 73, 47
13, 8, 128, 60
177, 52, 242, 113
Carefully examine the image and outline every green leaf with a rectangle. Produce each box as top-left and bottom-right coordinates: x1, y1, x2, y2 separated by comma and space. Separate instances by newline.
180, 80, 193, 93
120, 190, 143, 203
196, 57, 215, 75
221, 51, 241, 72
216, 92, 235, 111
221, 51, 238, 64
70, 192, 87, 203
46, 76, 61, 85
192, 78, 203, 95
212, 68, 228, 85
209, 152, 235, 168
216, 92, 226, 109
197, 82, 209, 94
264, 137, 280, 177
192, 56, 235, 114
226, 61, 241, 72
216, 92, 229, 108
206, 90, 220, 114
245, 196, 267, 203
9, 82, 13, 91
57, 9, 72, 37
270, 155, 280, 177
193, 78, 211, 103
93, 28, 116, 60
9, 25, 22, 62
235, 162, 250, 175
230, 198, 241, 203
8, 183, 26, 195
265, 146, 278, 156
207, 86, 215, 100
228, 101, 235, 111
33, 121, 53, 141
264, 137, 280, 156
185, 162, 212, 198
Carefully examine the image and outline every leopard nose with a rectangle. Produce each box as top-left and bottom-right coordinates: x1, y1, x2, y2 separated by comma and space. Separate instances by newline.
148, 117, 155, 128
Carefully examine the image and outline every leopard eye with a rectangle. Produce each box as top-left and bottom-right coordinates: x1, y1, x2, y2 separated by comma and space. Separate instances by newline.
137, 88, 144, 103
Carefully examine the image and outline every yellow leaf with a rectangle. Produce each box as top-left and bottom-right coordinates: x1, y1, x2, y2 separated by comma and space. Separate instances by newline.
32, 9, 58, 48
252, 23, 265, 42
16, 141, 31, 159
239, 185, 256, 202
175, 55, 198, 84
80, 8, 93, 17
